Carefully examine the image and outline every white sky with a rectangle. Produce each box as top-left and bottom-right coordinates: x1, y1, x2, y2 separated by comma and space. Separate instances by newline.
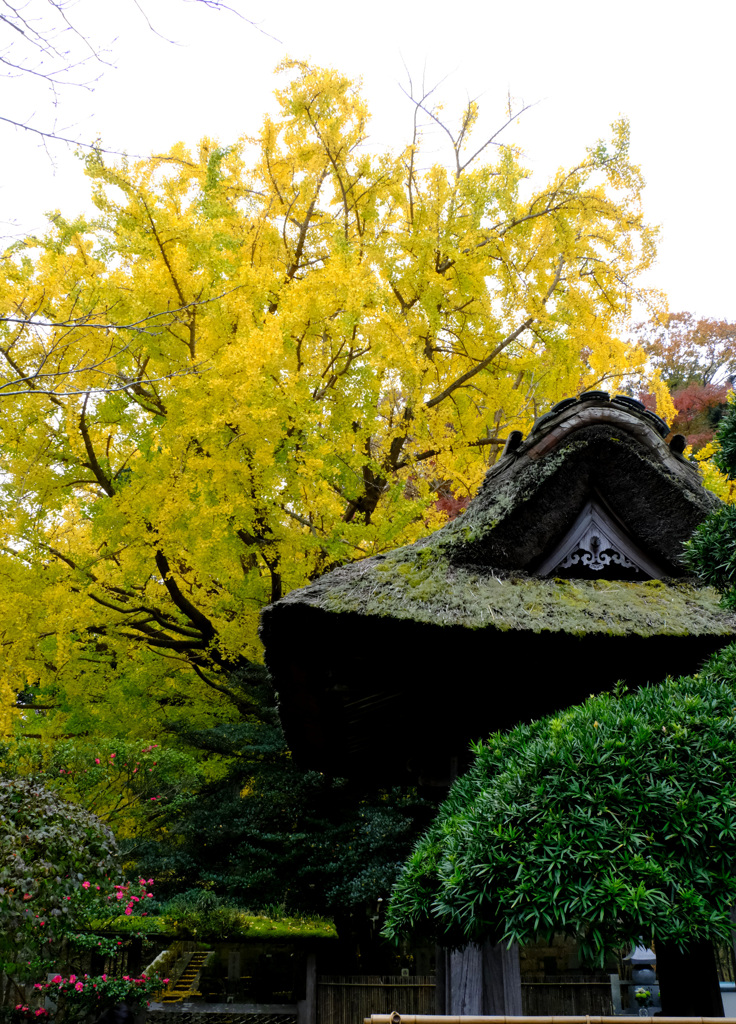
1, 0, 734, 322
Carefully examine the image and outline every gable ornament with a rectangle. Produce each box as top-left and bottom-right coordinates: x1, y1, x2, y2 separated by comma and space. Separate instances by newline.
537, 499, 666, 579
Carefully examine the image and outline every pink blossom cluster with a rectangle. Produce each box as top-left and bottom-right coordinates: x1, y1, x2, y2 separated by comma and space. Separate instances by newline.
36, 974, 88, 993
58, 743, 162, 776
13, 1006, 49, 1018
109, 877, 155, 916
117, 974, 168, 985
91, 746, 160, 782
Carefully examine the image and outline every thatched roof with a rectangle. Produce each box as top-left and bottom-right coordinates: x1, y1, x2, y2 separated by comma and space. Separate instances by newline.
274, 563, 730, 639
261, 393, 736, 786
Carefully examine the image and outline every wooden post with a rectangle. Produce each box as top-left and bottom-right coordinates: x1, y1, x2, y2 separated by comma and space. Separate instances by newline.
435, 945, 447, 1015
439, 941, 521, 1015
128, 936, 142, 977
482, 941, 521, 1015
304, 952, 317, 1024
228, 951, 241, 985
447, 944, 483, 1014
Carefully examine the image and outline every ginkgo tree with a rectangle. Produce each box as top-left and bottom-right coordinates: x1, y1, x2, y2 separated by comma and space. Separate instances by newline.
0, 59, 671, 735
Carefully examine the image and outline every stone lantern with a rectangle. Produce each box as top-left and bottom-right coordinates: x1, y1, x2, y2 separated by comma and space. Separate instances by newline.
625, 944, 661, 1015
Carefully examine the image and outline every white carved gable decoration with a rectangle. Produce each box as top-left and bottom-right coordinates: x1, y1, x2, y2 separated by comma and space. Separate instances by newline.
537, 499, 665, 579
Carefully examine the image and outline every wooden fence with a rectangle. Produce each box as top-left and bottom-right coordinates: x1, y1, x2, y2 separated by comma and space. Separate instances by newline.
317, 975, 436, 1024
317, 975, 614, 1022
520, 976, 613, 1016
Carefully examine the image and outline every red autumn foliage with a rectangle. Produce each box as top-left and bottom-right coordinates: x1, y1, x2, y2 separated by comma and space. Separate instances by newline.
434, 490, 471, 519
635, 312, 736, 450
634, 312, 736, 390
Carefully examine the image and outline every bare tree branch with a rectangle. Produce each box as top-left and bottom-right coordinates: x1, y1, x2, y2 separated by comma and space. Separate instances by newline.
400, 73, 534, 179
0, 290, 239, 333
0, 0, 271, 150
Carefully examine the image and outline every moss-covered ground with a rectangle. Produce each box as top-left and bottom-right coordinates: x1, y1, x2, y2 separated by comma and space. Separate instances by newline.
98, 912, 337, 940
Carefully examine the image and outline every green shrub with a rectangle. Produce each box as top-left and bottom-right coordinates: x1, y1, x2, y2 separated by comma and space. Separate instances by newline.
159, 890, 250, 939
385, 672, 736, 966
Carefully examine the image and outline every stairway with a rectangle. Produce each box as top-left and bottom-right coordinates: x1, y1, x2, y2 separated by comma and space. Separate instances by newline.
160, 951, 209, 1003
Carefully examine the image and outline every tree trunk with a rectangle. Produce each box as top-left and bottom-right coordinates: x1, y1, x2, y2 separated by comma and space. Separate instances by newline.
656, 939, 724, 1016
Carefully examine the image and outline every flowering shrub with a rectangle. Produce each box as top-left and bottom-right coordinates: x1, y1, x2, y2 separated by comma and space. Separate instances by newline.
30, 972, 169, 1024
0, 777, 118, 977
0, 779, 170, 1022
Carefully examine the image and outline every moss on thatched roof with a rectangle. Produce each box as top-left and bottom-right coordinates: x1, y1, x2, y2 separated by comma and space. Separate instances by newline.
277, 550, 733, 639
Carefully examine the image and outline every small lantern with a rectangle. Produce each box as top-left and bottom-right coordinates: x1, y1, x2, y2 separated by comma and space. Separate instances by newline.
625, 944, 660, 1014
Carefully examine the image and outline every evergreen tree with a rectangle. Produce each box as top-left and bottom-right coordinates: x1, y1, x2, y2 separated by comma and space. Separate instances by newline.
384, 672, 736, 1015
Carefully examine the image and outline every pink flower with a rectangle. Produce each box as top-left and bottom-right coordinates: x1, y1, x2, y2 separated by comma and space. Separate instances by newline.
52, 976, 62, 984
102, 975, 107, 982
163, 978, 169, 984
94, 758, 100, 764
124, 907, 133, 915
75, 982, 84, 992
82, 881, 90, 889
69, 975, 76, 983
